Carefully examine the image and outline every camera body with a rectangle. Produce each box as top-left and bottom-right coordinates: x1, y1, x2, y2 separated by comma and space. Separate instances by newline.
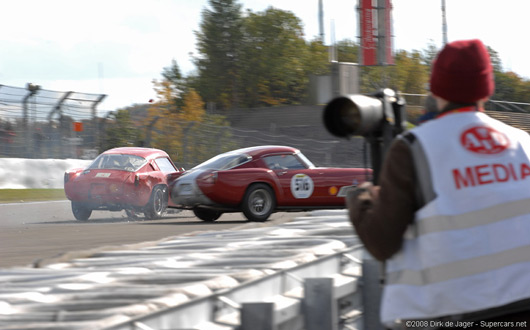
323, 88, 407, 183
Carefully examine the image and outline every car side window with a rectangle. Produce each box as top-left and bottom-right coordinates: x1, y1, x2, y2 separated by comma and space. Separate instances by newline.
264, 155, 306, 170
155, 157, 177, 174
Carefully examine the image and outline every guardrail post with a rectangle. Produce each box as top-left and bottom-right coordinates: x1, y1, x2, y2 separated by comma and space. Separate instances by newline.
241, 302, 277, 330
91, 94, 106, 149
303, 278, 337, 330
362, 252, 385, 330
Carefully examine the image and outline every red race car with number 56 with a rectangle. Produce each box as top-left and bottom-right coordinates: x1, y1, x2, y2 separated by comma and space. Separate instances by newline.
170, 145, 371, 222
64, 147, 182, 221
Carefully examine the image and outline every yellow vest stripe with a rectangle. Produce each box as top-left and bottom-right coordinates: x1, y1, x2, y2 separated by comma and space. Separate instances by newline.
416, 198, 530, 236
387, 244, 530, 286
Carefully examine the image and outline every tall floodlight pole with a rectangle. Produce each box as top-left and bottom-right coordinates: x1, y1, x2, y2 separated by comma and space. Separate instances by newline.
319, 0, 324, 42
442, 0, 448, 45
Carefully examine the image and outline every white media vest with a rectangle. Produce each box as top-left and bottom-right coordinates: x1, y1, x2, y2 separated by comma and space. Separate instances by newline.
381, 111, 530, 326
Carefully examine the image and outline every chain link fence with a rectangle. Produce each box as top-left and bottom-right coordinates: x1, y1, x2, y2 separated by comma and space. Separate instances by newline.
0, 84, 105, 159
2, 84, 529, 170
142, 119, 361, 170
402, 93, 530, 116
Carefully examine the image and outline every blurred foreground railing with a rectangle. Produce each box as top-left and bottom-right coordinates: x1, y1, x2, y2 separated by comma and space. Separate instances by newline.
107, 245, 366, 330
0, 210, 388, 330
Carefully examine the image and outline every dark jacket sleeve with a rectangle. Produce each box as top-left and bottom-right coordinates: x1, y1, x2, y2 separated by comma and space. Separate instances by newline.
347, 138, 418, 261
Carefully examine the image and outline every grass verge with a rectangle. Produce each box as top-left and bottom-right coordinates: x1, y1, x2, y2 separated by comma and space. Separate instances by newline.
0, 189, 66, 203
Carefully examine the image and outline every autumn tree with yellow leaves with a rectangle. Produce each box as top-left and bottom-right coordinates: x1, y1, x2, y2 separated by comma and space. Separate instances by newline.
145, 60, 235, 167
145, 78, 181, 158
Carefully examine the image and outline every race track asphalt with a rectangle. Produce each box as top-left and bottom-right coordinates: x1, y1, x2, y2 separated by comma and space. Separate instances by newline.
0, 200, 306, 268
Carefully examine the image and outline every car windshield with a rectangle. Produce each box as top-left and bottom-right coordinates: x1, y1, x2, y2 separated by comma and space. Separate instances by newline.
296, 151, 316, 169
193, 153, 251, 170
88, 154, 147, 172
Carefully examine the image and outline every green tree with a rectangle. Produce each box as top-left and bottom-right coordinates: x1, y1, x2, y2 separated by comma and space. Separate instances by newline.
304, 38, 331, 76
194, 0, 243, 110
336, 39, 359, 63
487, 46, 503, 73
150, 60, 184, 114
238, 7, 311, 107
421, 41, 439, 72
394, 50, 429, 94
359, 49, 429, 95
493, 71, 530, 104
160, 59, 185, 109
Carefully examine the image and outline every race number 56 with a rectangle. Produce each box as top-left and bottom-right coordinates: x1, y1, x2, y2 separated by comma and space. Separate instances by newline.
290, 173, 314, 199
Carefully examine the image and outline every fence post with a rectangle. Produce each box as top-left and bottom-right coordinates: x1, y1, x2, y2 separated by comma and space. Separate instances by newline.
91, 94, 106, 150
144, 116, 160, 148
241, 302, 277, 330
362, 252, 385, 330
47, 91, 73, 122
182, 122, 194, 168
303, 277, 338, 330
22, 84, 40, 158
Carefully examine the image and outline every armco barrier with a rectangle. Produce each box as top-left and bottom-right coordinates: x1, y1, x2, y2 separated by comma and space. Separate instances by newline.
0, 211, 383, 330
108, 246, 364, 330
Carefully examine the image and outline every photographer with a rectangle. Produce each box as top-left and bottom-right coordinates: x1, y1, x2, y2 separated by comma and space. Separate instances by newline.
346, 39, 530, 328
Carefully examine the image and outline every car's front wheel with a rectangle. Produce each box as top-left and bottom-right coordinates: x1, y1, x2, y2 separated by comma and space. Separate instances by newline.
242, 183, 276, 222
144, 186, 167, 220
193, 208, 222, 222
71, 201, 92, 221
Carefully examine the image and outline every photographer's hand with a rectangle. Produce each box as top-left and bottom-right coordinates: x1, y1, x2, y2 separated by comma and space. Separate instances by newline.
346, 182, 380, 215
344, 139, 417, 261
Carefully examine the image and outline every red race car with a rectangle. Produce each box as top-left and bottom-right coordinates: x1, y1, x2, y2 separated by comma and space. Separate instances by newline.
64, 147, 182, 221
170, 145, 372, 222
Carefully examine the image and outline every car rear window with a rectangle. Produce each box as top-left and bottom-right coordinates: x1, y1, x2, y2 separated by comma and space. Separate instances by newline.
88, 154, 147, 172
155, 157, 177, 174
194, 153, 251, 170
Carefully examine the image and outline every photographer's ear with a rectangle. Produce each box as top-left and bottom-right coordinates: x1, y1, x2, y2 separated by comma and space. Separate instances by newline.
425, 94, 439, 113
433, 94, 448, 112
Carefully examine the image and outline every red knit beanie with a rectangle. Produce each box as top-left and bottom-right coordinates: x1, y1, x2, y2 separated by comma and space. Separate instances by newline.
430, 39, 494, 103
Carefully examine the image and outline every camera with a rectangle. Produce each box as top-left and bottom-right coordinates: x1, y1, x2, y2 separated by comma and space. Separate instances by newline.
323, 88, 407, 183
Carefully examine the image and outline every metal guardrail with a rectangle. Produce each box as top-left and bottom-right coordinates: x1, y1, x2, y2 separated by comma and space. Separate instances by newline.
108, 245, 365, 330
401, 93, 530, 114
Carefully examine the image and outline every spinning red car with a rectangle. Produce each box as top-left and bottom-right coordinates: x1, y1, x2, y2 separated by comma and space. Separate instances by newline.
170, 145, 371, 222
64, 147, 182, 221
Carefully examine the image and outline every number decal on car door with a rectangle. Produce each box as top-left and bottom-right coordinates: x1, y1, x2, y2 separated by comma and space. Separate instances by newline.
290, 173, 314, 199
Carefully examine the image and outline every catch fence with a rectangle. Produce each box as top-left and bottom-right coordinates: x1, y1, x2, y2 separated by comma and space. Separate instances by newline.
0, 84, 105, 159
1, 84, 529, 170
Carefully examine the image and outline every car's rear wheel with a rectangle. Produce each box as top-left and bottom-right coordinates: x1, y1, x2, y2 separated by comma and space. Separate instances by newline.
144, 186, 167, 220
71, 201, 92, 221
193, 208, 222, 222
242, 183, 275, 222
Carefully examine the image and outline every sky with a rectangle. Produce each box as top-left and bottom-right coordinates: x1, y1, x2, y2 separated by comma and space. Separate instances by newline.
0, 0, 529, 114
